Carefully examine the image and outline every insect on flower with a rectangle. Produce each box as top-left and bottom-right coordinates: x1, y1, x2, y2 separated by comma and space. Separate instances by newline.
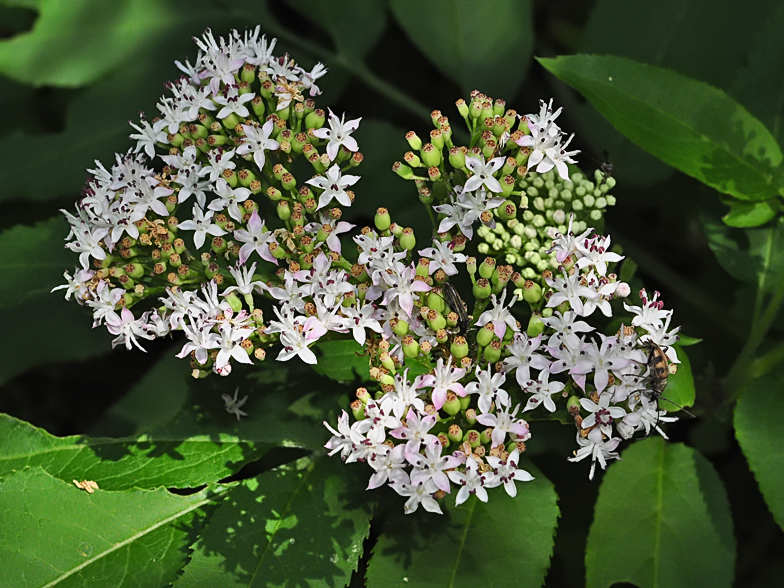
640, 340, 694, 436
442, 281, 470, 336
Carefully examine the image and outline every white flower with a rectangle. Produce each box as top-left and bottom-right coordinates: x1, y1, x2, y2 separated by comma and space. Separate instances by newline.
306, 164, 360, 209
485, 449, 534, 497
523, 369, 565, 413
464, 155, 505, 193
311, 109, 361, 161
475, 289, 519, 339
177, 205, 226, 249
214, 84, 255, 119
341, 302, 383, 346
476, 404, 529, 448
237, 119, 279, 171
129, 116, 167, 158
465, 365, 509, 414
418, 357, 466, 411
568, 427, 621, 480
208, 178, 251, 222
234, 210, 278, 266
579, 392, 627, 436
575, 234, 624, 276
417, 239, 466, 276
105, 307, 152, 351
389, 477, 442, 515
448, 457, 491, 506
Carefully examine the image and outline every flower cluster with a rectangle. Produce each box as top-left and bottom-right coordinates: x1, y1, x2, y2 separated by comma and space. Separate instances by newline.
55, 27, 689, 515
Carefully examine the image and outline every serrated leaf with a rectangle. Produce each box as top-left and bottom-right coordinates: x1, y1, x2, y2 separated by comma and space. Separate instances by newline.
722, 199, 778, 228
312, 339, 372, 383
0, 413, 269, 490
538, 54, 784, 201
0, 466, 223, 588
366, 461, 558, 587
0, 0, 173, 87
734, 374, 784, 531
173, 456, 372, 587
0, 216, 75, 308
389, 0, 533, 98
585, 438, 735, 588
287, 0, 387, 60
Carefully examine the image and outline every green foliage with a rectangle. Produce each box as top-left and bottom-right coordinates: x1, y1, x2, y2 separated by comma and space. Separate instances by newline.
586, 439, 735, 588
0, 467, 221, 588
538, 54, 784, 204
312, 339, 372, 383
173, 457, 373, 587
366, 461, 559, 587
734, 375, 784, 531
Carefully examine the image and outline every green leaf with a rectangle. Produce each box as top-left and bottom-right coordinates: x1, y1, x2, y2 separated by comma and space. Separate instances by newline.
389, 0, 533, 98
538, 54, 784, 201
0, 216, 74, 308
0, 0, 174, 87
173, 456, 372, 587
662, 345, 695, 411
722, 199, 778, 228
155, 360, 340, 452
0, 466, 221, 588
734, 374, 784, 531
287, 0, 387, 60
731, 2, 784, 149
585, 438, 735, 588
676, 334, 702, 347
312, 339, 372, 383
366, 461, 559, 587
0, 413, 269, 490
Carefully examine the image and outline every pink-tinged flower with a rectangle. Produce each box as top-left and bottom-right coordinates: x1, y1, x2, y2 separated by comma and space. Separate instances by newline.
176, 313, 220, 365
547, 214, 594, 263
475, 289, 519, 339
568, 427, 621, 480
418, 239, 466, 276
214, 322, 255, 371
447, 457, 492, 506
342, 302, 383, 346
390, 408, 438, 454
569, 333, 634, 394
379, 264, 431, 318
465, 365, 509, 414
177, 205, 226, 249
379, 369, 427, 419
234, 210, 278, 265
237, 119, 279, 171
575, 234, 624, 276
312, 109, 361, 161
485, 449, 534, 497
408, 438, 462, 493
522, 369, 565, 413
214, 84, 255, 119
105, 308, 152, 351
579, 392, 627, 437
367, 444, 407, 490
463, 155, 505, 193
208, 178, 251, 222
418, 357, 466, 411
389, 477, 442, 515
476, 404, 529, 448
623, 289, 671, 331
306, 164, 360, 209
502, 333, 550, 387
324, 410, 358, 460
545, 269, 596, 316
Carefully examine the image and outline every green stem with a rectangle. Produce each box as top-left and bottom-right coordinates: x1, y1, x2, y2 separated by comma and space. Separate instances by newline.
749, 340, 784, 380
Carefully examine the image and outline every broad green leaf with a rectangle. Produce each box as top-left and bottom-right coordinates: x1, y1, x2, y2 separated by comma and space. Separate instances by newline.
735, 374, 784, 531
731, 2, 784, 149
155, 360, 340, 452
88, 352, 190, 437
701, 206, 760, 285
0, 466, 222, 588
661, 345, 695, 411
0, 413, 269, 490
287, 0, 387, 60
586, 438, 735, 588
389, 0, 533, 98
722, 199, 778, 228
312, 339, 372, 383
0, 216, 74, 308
746, 217, 784, 297
173, 456, 372, 587
0, 0, 173, 87
366, 461, 559, 587
538, 55, 784, 201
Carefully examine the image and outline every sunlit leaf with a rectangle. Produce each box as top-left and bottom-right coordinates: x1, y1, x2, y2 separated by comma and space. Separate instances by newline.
586, 438, 735, 588
721, 199, 778, 228
0, 467, 221, 588
173, 456, 372, 587
539, 54, 784, 201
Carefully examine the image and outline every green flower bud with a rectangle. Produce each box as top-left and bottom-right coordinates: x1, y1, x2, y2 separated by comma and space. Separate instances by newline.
469, 99, 483, 119
437, 432, 450, 449
527, 312, 546, 337
479, 257, 496, 279
456, 98, 469, 117
391, 317, 410, 337
463, 429, 481, 448
450, 336, 469, 359
125, 262, 144, 279
225, 292, 243, 313
459, 394, 471, 411
448, 423, 464, 443
374, 207, 391, 232
473, 277, 491, 299
421, 143, 442, 167
523, 280, 542, 304
351, 400, 366, 421
277, 200, 291, 221
484, 339, 502, 363
399, 228, 416, 251
428, 290, 446, 313
496, 199, 517, 221
448, 146, 466, 169
402, 335, 420, 359
305, 108, 325, 130
465, 408, 477, 425
268, 241, 288, 260
406, 130, 423, 151
427, 310, 447, 332
480, 428, 494, 445
443, 392, 462, 416
393, 161, 414, 180
476, 322, 495, 347
430, 128, 444, 150
466, 256, 477, 275
567, 395, 582, 415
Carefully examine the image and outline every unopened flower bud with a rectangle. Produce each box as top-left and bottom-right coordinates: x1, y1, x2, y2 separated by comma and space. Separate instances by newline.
479, 257, 496, 279
393, 161, 414, 180
527, 312, 546, 337
523, 280, 542, 303
484, 339, 502, 363
473, 277, 491, 299
443, 392, 462, 416
421, 143, 442, 167
567, 395, 582, 416
305, 109, 325, 130
450, 336, 468, 359
402, 335, 420, 358
399, 227, 416, 251
466, 256, 477, 275
374, 207, 391, 232
465, 408, 477, 425
477, 323, 495, 347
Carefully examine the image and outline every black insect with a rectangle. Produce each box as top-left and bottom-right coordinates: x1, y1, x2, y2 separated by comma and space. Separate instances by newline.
599, 150, 614, 186
442, 281, 470, 336
639, 340, 694, 437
